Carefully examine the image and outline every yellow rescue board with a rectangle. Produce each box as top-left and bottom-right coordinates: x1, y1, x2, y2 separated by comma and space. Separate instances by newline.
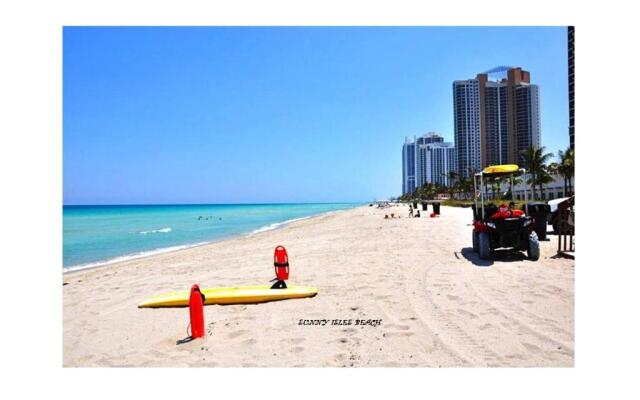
482, 164, 520, 174
138, 285, 318, 308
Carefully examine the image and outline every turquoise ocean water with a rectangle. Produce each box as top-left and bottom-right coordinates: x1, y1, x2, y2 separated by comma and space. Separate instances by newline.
63, 203, 360, 271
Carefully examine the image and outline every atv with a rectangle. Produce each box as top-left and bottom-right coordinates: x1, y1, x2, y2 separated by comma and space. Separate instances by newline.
471, 164, 540, 261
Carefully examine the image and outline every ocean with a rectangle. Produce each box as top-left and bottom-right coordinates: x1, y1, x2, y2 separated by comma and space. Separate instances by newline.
63, 203, 360, 271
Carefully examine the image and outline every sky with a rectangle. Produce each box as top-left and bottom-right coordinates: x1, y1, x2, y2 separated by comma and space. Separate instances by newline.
63, 26, 569, 204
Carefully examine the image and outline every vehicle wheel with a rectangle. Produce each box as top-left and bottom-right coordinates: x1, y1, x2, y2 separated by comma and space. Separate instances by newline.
472, 230, 479, 252
527, 231, 540, 261
478, 232, 491, 259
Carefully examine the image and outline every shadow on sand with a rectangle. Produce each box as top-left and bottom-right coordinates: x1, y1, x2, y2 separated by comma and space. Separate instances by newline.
459, 247, 528, 267
176, 336, 196, 345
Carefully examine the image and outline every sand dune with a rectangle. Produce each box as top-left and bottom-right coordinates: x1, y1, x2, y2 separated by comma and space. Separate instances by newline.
63, 205, 574, 367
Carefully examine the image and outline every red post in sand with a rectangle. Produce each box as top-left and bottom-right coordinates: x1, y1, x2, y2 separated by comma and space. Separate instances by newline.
189, 284, 205, 338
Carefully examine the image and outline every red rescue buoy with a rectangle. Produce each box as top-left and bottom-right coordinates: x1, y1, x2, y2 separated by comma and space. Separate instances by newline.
274, 245, 290, 281
189, 284, 205, 339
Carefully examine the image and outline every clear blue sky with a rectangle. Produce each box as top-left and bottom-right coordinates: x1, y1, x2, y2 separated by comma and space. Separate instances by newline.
63, 26, 569, 205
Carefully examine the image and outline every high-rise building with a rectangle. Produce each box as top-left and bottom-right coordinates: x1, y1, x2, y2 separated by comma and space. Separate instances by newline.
402, 133, 456, 194
402, 138, 416, 195
453, 67, 541, 176
568, 26, 575, 150
416, 132, 444, 186
453, 79, 482, 177
513, 82, 541, 161
416, 132, 444, 146
424, 142, 457, 187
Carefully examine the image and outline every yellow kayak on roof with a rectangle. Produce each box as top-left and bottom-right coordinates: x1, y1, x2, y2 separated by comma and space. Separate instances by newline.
138, 285, 318, 308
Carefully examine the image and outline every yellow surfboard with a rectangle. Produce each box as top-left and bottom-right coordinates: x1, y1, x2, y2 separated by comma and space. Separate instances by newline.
138, 285, 318, 308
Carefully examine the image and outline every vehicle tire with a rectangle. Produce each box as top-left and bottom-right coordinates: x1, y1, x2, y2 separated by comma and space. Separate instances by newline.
527, 231, 540, 261
472, 230, 479, 252
478, 232, 491, 260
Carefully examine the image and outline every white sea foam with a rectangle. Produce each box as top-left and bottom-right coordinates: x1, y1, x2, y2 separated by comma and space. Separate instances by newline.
64, 206, 357, 273
249, 215, 316, 235
138, 227, 172, 234
63, 242, 208, 273
251, 222, 283, 234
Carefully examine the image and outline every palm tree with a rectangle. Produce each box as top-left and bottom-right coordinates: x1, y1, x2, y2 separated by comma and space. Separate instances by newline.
455, 176, 468, 200
500, 174, 520, 200
537, 167, 555, 200
427, 182, 437, 199
521, 146, 554, 200
450, 167, 477, 200
487, 175, 503, 200
442, 171, 459, 199
492, 175, 510, 200
547, 162, 560, 176
545, 162, 560, 199
557, 147, 575, 196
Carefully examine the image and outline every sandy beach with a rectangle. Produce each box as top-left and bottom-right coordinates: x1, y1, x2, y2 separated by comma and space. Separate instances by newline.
63, 205, 574, 367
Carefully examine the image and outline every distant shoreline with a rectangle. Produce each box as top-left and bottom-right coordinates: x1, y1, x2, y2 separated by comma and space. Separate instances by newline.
63, 206, 358, 275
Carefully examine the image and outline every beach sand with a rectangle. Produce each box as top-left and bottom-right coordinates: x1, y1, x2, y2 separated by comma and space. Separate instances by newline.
63, 205, 574, 367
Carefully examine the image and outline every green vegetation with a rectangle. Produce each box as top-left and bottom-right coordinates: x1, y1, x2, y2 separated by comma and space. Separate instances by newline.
398, 145, 574, 204
518, 145, 574, 200
556, 147, 575, 196
398, 169, 475, 203
441, 199, 529, 209
520, 146, 554, 200
441, 199, 474, 207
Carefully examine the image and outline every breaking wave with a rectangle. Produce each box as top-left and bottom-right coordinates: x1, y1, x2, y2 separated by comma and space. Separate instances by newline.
139, 227, 172, 234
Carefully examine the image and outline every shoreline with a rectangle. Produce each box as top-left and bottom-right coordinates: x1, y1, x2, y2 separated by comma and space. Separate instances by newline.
63, 204, 573, 367
63, 206, 357, 275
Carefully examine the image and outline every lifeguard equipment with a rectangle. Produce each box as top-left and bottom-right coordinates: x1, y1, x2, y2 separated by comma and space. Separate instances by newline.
138, 285, 318, 308
482, 164, 519, 175
472, 164, 540, 261
271, 245, 289, 289
188, 284, 205, 338
491, 203, 525, 220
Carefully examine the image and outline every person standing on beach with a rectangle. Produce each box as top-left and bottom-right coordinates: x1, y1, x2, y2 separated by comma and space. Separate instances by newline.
409, 205, 414, 217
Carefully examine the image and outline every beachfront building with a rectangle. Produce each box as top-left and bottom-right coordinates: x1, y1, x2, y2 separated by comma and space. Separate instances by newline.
499, 173, 573, 201
453, 78, 482, 177
416, 132, 444, 186
423, 142, 457, 187
402, 133, 457, 194
453, 67, 541, 174
402, 138, 417, 195
568, 26, 575, 150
